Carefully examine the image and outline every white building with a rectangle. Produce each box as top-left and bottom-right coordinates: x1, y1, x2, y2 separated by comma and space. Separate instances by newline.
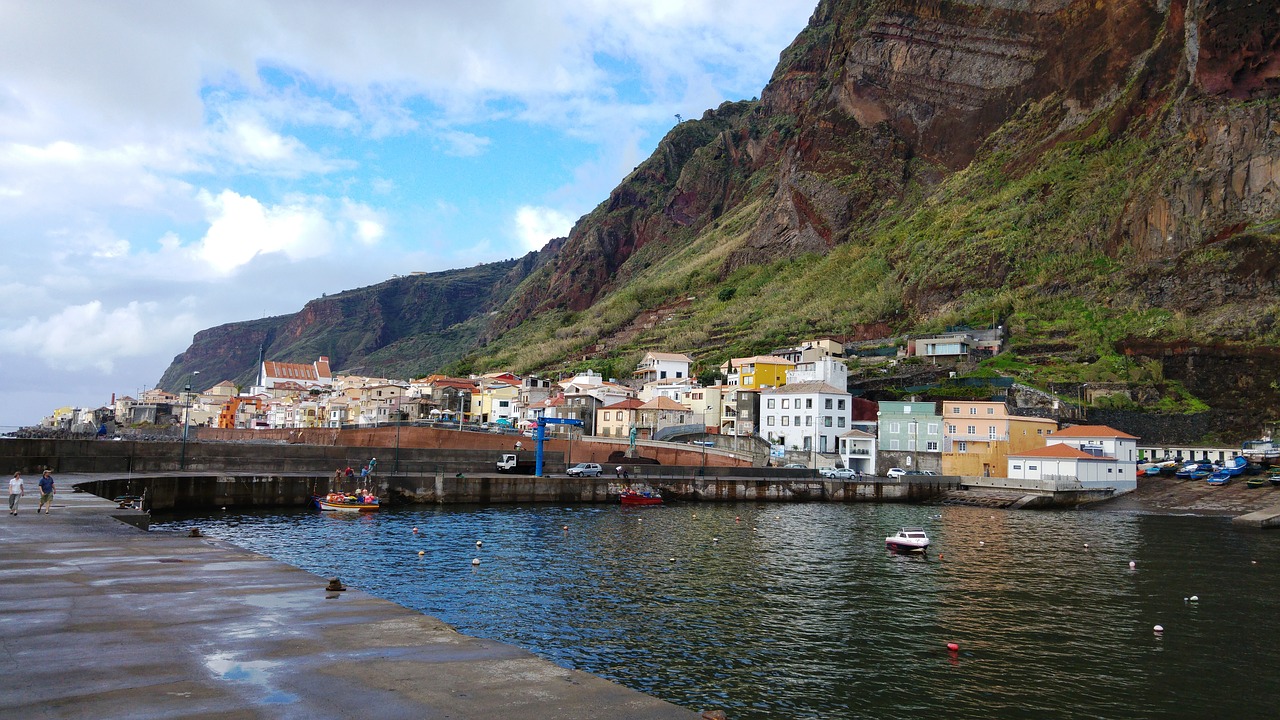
838, 429, 877, 474
1008, 444, 1134, 492
785, 356, 849, 388
760, 381, 852, 460
633, 352, 693, 384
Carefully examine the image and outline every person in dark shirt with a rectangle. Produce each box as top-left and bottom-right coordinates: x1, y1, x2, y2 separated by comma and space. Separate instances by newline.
37, 470, 54, 515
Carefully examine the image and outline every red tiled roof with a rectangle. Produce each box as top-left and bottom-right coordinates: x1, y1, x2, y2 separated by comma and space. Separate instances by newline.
1012, 443, 1116, 460
1050, 425, 1139, 440
601, 398, 646, 410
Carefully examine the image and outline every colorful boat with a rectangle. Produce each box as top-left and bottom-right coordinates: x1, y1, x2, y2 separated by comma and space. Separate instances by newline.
619, 488, 663, 506
1225, 456, 1248, 476
885, 527, 930, 553
315, 491, 380, 512
1245, 476, 1268, 489
1206, 470, 1232, 485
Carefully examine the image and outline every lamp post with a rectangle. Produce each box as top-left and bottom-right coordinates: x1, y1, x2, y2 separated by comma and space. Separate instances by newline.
393, 408, 406, 477
180, 371, 199, 470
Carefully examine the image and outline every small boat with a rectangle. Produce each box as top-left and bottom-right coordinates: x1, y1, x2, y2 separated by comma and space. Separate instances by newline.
1176, 462, 1214, 479
315, 491, 380, 512
1206, 470, 1232, 486
885, 527, 930, 553
1245, 476, 1268, 489
619, 488, 663, 506
1225, 456, 1248, 476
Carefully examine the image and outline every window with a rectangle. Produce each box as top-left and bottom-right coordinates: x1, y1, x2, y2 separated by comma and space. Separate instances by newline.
676, 371, 683, 378
927, 423, 939, 435
989, 426, 997, 439
957, 441, 967, 452
967, 425, 976, 435
825, 398, 833, 410
782, 399, 790, 409
794, 416, 801, 426
824, 417, 832, 427
987, 407, 994, 414
890, 439, 900, 450
1013, 463, 1022, 470
908, 421, 918, 436
805, 416, 813, 427
766, 416, 775, 426
952, 407, 960, 414
837, 399, 846, 411
820, 436, 828, 453
1028, 464, 1038, 471
926, 441, 938, 451
805, 399, 813, 409
947, 424, 956, 434
803, 437, 811, 450
837, 417, 846, 428
903, 404, 912, 413
1037, 428, 1044, 435
907, 438, 916, 451
782, 416, 790, 426
970, 407, 977, 415
660, 371, 668, 379
767, 399, 775, 409
891, 422, 901, 433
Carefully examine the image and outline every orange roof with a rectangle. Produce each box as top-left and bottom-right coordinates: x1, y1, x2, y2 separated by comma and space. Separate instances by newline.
601, 398, 646, 410
639, 396, 688, 411
1012, 443, 1115, 460
1050, 425, 1139, 440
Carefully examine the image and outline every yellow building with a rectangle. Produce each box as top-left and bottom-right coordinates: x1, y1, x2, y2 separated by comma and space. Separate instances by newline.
720, 355, 794, 390
477, 380, 519, 424
595, 398, 644, 438
940, 401, 1057, 477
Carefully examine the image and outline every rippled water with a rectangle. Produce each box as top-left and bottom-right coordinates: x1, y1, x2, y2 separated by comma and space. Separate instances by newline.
154, 503, 1280, 719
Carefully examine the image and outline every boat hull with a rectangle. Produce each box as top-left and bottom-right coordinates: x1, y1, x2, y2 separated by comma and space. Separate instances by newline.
318, 500, 380, 512
620, 491, 662, 506
885, 539, 929, 553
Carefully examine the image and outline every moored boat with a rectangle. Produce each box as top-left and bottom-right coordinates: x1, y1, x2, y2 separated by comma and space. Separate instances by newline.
315, 491, 380, 512
1245, 476, 1268, 489
619, 488, 663, 506
1206, 470, 1232, 486
885, 527, 930, 553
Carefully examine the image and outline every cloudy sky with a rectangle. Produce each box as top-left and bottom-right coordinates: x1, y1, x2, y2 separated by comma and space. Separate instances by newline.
0, 0, 814, 428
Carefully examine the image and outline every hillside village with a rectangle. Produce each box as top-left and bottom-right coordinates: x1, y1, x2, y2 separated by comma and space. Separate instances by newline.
33, 329, 1175, 493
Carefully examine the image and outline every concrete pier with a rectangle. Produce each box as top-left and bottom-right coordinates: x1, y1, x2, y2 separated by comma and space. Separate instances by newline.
1232, 505, 1280, 528
0, 483, 701, 719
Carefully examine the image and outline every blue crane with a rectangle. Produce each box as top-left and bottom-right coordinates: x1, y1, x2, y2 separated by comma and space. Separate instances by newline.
535, 417, 584, 477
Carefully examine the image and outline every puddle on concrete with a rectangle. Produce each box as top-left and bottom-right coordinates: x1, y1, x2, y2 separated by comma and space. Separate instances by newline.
203, 652, 299, 704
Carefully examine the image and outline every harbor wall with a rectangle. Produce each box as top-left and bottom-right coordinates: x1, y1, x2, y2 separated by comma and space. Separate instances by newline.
72, 472, 960, 511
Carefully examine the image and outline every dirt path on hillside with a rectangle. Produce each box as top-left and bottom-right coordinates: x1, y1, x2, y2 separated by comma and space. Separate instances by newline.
1094, 474, 1280, 515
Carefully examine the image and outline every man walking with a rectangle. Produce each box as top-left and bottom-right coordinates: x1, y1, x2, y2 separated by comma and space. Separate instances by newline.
37, 470, 55, 514
8, 472, 23, 515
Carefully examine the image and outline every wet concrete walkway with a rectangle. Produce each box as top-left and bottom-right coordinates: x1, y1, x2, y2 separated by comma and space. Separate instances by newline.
0, 482, 702, 719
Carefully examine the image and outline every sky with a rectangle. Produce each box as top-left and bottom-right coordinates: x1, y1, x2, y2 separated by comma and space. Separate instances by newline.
0, 0, 815, 429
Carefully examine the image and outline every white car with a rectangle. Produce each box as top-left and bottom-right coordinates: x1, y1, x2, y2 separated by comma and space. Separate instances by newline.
886, 467, 907, 479
566, 462, 602, 477
820, 467, 857, 479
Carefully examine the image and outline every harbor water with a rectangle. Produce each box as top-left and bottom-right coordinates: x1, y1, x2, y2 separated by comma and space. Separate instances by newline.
154, 503, 1280, 719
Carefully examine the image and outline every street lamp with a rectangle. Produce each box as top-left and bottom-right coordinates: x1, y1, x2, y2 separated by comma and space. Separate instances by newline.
180, 371, 199, 470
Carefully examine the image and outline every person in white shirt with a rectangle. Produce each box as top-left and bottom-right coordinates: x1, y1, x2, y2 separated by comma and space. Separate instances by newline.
8, 472, 24, 516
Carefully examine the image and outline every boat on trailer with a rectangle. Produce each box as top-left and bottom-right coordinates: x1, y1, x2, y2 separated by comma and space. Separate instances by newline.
885, 527, 930, 553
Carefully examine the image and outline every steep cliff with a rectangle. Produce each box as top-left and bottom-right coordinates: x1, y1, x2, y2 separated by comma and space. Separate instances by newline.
160, 0, 1280, 436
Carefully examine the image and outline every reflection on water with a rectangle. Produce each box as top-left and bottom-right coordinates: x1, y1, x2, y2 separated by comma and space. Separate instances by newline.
157, 503, 1280, 719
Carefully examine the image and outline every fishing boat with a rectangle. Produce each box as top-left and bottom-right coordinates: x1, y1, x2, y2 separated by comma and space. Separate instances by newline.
315, 491, 380, 512
1206, 470, 1232, 486
1176, 462, 1214, 479
619, 488, 663, 506
1245, 476, 1268, 489
1225, 456, 1248, 476
885, 527, 930, 553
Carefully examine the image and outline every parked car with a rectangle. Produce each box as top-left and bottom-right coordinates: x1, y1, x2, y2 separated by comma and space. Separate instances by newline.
820, 467, 858, 479
886, 467, 907, 479
782, 463, 807, 469
566, 462, 603, 477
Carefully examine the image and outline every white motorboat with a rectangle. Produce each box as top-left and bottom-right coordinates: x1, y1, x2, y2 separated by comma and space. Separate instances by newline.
885, 526, 930, 553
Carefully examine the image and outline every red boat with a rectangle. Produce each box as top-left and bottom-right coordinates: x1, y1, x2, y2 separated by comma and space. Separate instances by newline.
619, 489, 663, 506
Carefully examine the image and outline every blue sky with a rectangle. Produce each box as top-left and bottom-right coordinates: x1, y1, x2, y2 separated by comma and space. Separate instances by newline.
0, 0, 815, 428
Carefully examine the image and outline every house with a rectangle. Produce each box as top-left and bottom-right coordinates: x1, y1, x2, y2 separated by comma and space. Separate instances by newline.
1036, 424, 1139, 491
908, 327, 1003, 364
876, 400, 944, 474
638, 376, 698, 405
785, 356, 848, 388
760, 381, 852, 460
772, 338, 844, 364
635, 396, 693, 440
476, 379, 519, 424
838, 429, 877, 474
257, 356, 333, 390
941, 401, 1058, 477
687, 385, 726, 432
596, 398, 645, 439
1008, 443, 1136, 492
633, 352, 693, 384
719, 388, 760, 436
720, 355, 794, 389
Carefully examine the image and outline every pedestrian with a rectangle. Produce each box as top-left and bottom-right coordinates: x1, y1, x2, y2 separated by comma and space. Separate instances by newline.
615, 466, 622, 479
37, 470, 54, 514
367, 457, 377, 475
8, 472, 23, 515
345, 466, 355, 479
515, 441, 523, 452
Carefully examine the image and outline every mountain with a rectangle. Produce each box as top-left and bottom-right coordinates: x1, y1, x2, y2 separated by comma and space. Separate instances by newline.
161, 0, 1280, 438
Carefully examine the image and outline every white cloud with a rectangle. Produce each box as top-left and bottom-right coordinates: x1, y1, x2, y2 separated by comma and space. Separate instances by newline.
514, 206, 575, 252
195, 189, 335, 273
0, 300, 197, 373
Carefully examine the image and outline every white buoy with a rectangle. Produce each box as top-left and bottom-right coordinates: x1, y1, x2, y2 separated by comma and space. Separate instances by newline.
692, 514, 697, 519
562, 525, 568, 531
1153, 625, 1164, 634
418, 550, 425, 556
471, 558, 481, 566
713, 537, 720, 543
979, 541, 985, 546
476, 540, 483, 547
412, 527, 419, 534
1129, 561, 1136, 569
669, 557, 676, 562
1084, 543, 1089, 549
1189, 595, 1199, 602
